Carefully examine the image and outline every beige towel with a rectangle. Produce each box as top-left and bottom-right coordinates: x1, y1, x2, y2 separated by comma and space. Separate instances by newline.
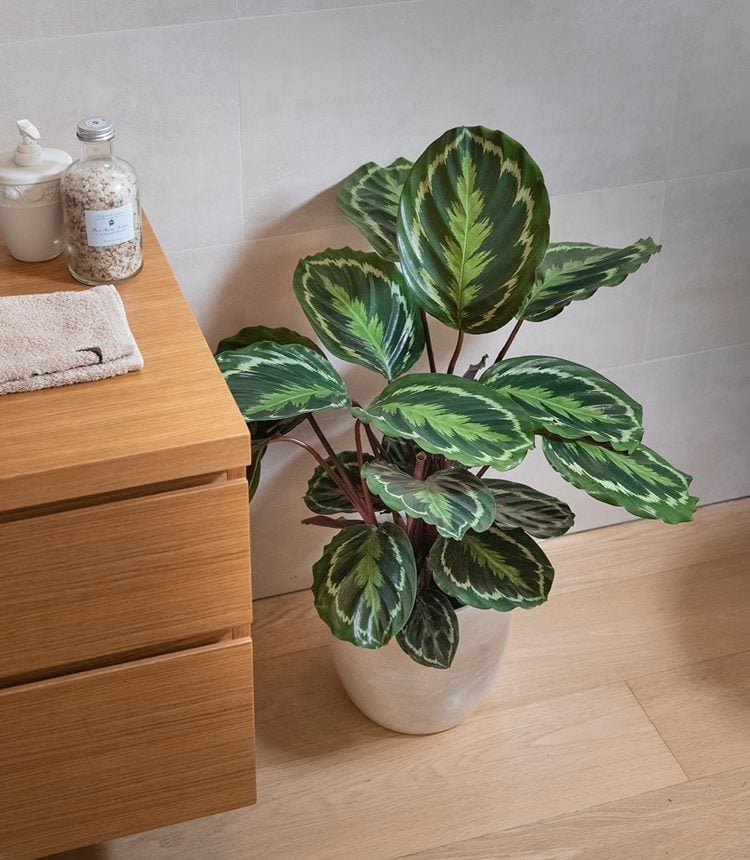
0, 284, 143, 395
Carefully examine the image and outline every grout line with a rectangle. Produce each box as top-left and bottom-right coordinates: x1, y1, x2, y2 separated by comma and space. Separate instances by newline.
624, 680, 690, 781
640, 181, 668, 362
603, 339, 750, 374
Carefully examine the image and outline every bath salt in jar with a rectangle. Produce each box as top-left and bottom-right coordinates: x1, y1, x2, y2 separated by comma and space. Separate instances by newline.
61, 116, 142, 284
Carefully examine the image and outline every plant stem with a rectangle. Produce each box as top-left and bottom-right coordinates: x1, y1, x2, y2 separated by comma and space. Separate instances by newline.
413, 451, 427, 481
355, 420, 377, 523
267, 435, 369, 521
494, 318, 524, 363
306, 414, 371, 520
446, 330, 465, 374
420, 309, 437, 373
364, 422, 385, 459
476, 464, 490, 478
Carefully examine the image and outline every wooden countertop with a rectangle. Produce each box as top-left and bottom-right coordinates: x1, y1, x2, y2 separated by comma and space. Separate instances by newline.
0, 220, 249, 512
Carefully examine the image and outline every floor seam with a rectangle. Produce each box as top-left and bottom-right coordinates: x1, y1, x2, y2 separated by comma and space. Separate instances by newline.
624, 679, 690, 782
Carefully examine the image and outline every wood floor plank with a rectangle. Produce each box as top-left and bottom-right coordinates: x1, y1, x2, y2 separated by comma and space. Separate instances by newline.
65, 683, 685, 860
628, 650, 750, 779
252, 589, 329, 661
402, 765, 750, 859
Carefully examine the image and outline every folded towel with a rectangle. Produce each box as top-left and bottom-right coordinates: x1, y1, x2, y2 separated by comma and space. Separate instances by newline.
0, 284, 143, 395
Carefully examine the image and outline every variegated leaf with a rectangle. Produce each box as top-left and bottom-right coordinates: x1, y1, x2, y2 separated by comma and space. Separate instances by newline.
304, 451, 386, 515
519, 238, 661, 322
397, 587, 459, 669
397, 125, 550, 333
215, 324, 321, 356
361, 460, 495, 539
351, 373, 534, 471
216, 341, 350, 420
312, 523, 417, 648
294, 248, 424, 380
337, 157, 413, 260
481, 356, 643, 453
542, 438, 698, 524
484, 478, 574, 539
381, 436, 420, 473
429, 525, 554, 611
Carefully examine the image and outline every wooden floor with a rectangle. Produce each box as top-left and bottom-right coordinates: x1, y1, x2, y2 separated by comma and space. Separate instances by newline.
55, 499, 750, 860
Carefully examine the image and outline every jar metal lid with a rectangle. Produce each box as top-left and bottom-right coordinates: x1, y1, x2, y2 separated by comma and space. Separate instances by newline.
77, 116, 115, 142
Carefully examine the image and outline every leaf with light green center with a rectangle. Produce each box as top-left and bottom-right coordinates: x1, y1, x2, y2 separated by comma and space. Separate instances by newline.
542, 438, 698, 524
481, 356, 643, 452
519, 238, 661, 322
294, 248, 424, 380
337, 158, 413, 260
429, 525, 554, 611
351, 373, 534, 471
361, 460, 495, 540
312, 523, 417, 648
397, 587, 459, 669
216, 341, 350, 420
484, 478, 574, 539
397, 125, 550, 333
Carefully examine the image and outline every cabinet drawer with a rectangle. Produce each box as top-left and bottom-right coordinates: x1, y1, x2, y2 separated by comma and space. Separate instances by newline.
0, 638, 255, 859
0, 480, 251, 681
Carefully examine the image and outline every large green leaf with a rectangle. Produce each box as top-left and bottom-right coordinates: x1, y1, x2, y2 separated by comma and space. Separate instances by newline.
397, 125, 550, 333
216, 341, 350, 421
293, 248, 424, 380
312, 523, 417, 648
351, 373, 534, 471
430, 526, 554, 611
304, 450, 385, 515
481, 356, 643, 453
215, 325, 321, 356
484, 478, 574, 539
397, 587, 459, 669
337, 158, 413, 260
542, 438, 698, 524
519, 238, 661, 322
361, 460, 495, 540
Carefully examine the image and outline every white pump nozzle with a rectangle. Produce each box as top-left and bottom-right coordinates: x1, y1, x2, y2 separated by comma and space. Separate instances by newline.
14, 118, 43, 165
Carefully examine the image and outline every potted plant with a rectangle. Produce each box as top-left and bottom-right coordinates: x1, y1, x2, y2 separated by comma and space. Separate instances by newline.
215, 125, 697, 734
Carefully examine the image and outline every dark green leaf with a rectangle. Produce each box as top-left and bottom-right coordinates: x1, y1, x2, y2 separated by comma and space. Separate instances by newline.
312, 523, 417, 648
304, 451, 385, 515
519, 238, 661, 322
397, 587, 459, 669
215, 325, 320, 356
542, 438, 698, 524
430, 526, 554, 611
361, 460, 495, 540
484, 478, 574, 539
293, 248, 424, 380
481, 355, 643, 453
217, 341, 350, 420
351, 373, 534, 471
381, 436, 420, 473
397, 125, 550, 333
337, 158, 413, 260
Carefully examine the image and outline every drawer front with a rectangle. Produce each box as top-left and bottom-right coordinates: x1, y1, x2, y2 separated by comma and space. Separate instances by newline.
0, 480, 251, 681
0, 639, 256, 859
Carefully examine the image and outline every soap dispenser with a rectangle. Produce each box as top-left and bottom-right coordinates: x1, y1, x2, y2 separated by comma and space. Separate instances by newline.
0, 120, 72, 262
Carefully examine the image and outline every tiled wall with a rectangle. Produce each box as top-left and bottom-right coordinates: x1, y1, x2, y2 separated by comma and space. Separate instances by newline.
2, 1, 748, 597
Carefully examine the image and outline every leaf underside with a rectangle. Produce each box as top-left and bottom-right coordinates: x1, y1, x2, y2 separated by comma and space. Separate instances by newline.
484, 478, 574, 539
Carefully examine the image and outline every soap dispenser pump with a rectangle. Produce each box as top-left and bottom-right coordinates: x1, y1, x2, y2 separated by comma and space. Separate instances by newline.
0, 119, 72, 262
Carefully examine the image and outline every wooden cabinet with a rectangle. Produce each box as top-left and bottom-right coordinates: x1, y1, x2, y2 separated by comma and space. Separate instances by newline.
0, 221, 255, 859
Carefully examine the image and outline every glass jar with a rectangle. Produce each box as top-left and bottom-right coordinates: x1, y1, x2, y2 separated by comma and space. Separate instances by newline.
61, 116, 142, 285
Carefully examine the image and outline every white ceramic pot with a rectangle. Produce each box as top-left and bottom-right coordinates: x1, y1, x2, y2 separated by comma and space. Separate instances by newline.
330, 605, 511, 734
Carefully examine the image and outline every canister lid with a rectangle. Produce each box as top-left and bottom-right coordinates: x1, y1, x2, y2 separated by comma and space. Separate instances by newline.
77, 116, 115, 142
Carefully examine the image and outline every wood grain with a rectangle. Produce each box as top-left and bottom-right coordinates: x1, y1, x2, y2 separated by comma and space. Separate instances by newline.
628, 650, 750, 779
0, 639, 256, 860
0, 219, 250, 512
0, 480, 252, 681
403, 766, 750, 859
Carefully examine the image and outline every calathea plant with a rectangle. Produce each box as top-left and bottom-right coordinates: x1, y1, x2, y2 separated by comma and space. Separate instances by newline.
215, 125, 697, 669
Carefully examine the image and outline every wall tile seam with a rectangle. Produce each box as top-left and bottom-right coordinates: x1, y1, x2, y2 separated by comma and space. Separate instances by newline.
0, 16, 238, 49
641, 181, 669, 363
603, 339, 750, 376
236, 0, 426, 23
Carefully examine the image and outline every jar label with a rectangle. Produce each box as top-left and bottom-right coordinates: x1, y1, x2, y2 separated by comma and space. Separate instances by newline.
84, 202, 135, 247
